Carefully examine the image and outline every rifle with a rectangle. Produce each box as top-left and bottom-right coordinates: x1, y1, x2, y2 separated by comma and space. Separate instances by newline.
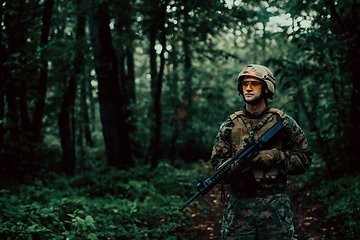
178, 120, 285, 212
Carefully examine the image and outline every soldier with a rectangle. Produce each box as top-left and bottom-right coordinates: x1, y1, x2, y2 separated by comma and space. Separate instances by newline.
211, 64, 312, 240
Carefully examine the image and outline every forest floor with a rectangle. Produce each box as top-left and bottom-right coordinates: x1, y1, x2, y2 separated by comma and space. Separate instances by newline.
177, 175, 346, 240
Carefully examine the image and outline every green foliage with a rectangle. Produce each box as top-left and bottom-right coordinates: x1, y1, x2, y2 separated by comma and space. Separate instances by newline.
0, 161, 209, 239
2, 0, 360, 238
312, 175, 360, 238
267, 0, 360, 176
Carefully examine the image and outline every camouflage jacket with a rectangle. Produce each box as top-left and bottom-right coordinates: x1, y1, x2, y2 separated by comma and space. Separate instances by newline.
210, 107, 312, 190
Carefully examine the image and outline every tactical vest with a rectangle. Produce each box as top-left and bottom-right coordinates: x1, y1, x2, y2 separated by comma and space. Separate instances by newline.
229, 108, 287, 190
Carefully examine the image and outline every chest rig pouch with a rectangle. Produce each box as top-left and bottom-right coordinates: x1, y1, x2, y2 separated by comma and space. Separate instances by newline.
229, 108, 289, 191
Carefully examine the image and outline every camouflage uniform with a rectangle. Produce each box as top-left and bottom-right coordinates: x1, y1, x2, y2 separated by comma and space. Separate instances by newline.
211, 107, 312, 240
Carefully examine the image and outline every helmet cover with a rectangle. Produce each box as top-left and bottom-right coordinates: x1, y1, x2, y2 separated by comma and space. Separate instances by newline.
237, 64, 276, 98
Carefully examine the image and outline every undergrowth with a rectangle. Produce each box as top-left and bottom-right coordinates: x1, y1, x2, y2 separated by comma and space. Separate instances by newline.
0, 161, 209, 240
312, 174, 360, 238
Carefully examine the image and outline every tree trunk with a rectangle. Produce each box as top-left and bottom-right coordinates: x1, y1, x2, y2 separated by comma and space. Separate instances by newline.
183, 30, 193, 105
182, 13, 194, 109
327, 0, 360, 172
348, 3, 360, 171
2, 0, 32, 176
59, 0, 90, 176
77, 0, 93, 167
59, 75, 76, 176
86, 73, 96, 134
148, 2, 166, 168
126, 48, 136, 103
180, 20, 194, 134
19, 79, 31, 131
32, 0, 54, 143
87, 0, 134, 169
3, 0, 28, 132
167, 43, 181, 162
115, 15, 136, 147
0, 0, 4, 159
81, 77, 93, 148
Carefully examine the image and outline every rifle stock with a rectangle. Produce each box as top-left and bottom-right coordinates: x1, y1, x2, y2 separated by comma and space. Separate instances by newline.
178, 121, 284, 212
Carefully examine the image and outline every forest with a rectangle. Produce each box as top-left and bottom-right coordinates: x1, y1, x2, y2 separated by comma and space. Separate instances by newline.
0, 0, 360, 239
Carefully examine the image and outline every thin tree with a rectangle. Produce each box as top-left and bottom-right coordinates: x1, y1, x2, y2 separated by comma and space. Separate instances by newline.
32, 0, 54, 144
80, 76, 94, 148
146, 0, 167, 168
58, 73, 76, 175
87, 0, 134, 168
58, 0, 85, 175
0, 0, 5, 160
114, 0, 137, 151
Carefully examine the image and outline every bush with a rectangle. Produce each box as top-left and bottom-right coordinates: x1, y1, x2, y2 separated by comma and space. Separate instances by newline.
312, 174, 360, 238
0, 161, 209, 240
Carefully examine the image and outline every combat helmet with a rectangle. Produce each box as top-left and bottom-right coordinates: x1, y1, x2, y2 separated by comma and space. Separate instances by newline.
237, 64, 276, 99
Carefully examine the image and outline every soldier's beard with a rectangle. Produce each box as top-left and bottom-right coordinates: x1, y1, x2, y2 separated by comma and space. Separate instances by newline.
243, 94, 263, 105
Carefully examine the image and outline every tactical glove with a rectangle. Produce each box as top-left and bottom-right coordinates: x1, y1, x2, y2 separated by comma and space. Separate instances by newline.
215, 159, 242, 177
215, 159, 232, 180
251, 148, 280, 169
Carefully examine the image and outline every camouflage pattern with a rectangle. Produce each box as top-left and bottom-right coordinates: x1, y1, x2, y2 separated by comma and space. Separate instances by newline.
211, 107, 312, 239
229, 109, 283, 185
221, 191, 295, 240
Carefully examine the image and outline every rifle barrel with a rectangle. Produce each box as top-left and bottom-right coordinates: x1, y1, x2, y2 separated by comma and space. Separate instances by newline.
178, 191, 201, 212
178, 120, 285, 212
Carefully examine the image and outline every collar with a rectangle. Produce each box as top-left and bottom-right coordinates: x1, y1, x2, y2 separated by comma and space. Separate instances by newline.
243, 105, 270, 119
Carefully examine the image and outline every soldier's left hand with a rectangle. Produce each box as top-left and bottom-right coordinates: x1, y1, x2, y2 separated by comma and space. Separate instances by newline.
251, 148, 280, 169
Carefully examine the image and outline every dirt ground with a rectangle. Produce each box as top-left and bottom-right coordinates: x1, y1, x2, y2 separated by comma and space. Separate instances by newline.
176, 175, 345, 240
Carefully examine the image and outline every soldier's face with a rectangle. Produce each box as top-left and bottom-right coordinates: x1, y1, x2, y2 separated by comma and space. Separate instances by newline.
242, 76, 263, 103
